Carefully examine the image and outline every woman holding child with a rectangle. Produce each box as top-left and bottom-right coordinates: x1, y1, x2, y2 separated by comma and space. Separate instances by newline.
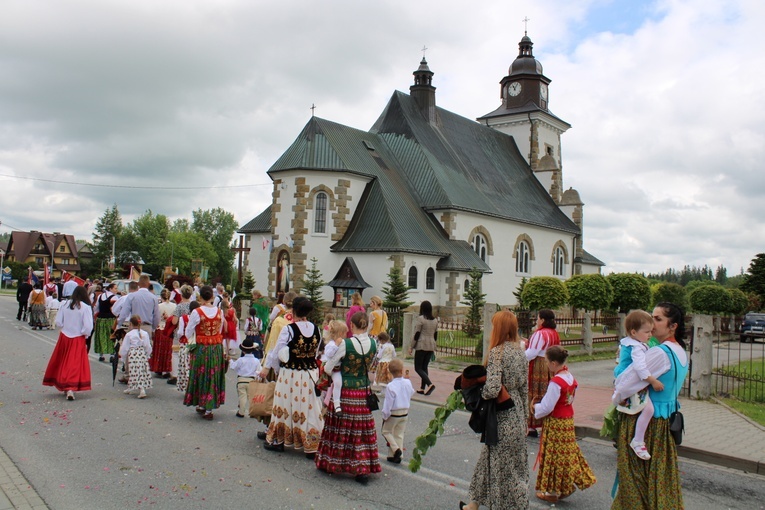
315, 311, 380, 485
611, 302, 689, 509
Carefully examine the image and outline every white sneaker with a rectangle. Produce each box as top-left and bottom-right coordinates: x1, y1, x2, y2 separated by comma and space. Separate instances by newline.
138, 390, 147, 399
123, 389, 133, 394
630, 439, 651, 460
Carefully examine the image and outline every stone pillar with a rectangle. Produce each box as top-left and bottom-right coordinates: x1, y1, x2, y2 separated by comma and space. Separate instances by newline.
402, 312, 416, 359
690, 314, 713, 399
618, 312, 626, 339
582, 312, 593, 356
482, 304, 495, 364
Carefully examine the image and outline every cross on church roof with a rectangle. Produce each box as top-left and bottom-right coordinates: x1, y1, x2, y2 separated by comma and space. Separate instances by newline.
310, 103, 316, 117
522, 16, 530, 35
421, 45, 428, 58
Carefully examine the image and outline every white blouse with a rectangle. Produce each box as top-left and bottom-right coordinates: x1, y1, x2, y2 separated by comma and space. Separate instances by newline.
55, 302, 94, 338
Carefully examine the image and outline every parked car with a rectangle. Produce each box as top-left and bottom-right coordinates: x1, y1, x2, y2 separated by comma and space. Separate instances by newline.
740, 312, 765, 343
112, 279, 164, 297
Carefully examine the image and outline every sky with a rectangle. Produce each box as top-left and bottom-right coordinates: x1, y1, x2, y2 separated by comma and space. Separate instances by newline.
1, 0, 763, 276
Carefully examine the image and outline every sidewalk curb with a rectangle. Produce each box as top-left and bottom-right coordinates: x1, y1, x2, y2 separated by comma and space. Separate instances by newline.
573, 425, 765, 476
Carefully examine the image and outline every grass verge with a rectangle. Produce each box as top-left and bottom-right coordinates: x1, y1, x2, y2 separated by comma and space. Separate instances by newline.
719, 398, 765, 427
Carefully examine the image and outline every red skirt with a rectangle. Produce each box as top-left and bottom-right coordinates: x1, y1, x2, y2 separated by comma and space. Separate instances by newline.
43, 332, 92, 392
314, 387, 381, 476
149, 329, 172, 373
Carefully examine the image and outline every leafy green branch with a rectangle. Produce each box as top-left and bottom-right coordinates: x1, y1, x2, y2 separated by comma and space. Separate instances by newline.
408, 389, 465, 473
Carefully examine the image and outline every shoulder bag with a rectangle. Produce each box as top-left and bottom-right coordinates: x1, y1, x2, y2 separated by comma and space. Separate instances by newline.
354, 336, 379, 411
667, 346, 684, 445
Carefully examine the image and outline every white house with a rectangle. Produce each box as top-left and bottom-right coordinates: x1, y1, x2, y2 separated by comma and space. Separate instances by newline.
239, 33, 603, 315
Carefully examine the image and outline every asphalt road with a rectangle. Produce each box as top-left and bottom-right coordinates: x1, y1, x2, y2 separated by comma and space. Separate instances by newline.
1, 296, 764, 509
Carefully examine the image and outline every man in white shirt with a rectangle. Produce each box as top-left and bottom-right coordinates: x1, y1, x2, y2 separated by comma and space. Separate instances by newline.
61, 278, 78, 300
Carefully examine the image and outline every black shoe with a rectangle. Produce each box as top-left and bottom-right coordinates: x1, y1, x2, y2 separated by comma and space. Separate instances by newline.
386, 456, 401, 464
256, 431, 267, 440
354, 474, 369, 485
162, 373, 171, 379
236, 412, 245, 418
425, 385, 436, 396
394, 448, 402, 460
263, 441, 284, 452
305, 452, 315, 460
527, 429, 538, 438
167, 377, 177, 385
99, 356, 105, 362
459, 502, 468, 510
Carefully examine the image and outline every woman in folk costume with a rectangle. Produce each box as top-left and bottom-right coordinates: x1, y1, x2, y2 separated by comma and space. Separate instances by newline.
28, 282, 49, 330
533, 345, 596, 503
183, 285, 226, 420
93, 282, 118, 361
43, 286, 93, 401
524, 309, 561, 436
150, 289, 176, 377
259, 296, 324, 456
169, 285, 194, 386
315, 311, 380, 485
263, 291, 296, 364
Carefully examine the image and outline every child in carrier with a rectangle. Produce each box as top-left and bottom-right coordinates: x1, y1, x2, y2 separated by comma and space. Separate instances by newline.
119, 315, 153, 399
612, 310, 664, 460
244, 307, 264, 359
316, 320, 347, 415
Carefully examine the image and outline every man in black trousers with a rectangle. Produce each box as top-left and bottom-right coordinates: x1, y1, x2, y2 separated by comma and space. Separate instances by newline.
16, 279, 33, 321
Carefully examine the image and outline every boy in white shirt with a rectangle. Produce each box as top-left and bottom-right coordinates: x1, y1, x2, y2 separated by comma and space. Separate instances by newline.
228, 337, 262, 418
46, 295, 61, 329
381, 358, 415, 464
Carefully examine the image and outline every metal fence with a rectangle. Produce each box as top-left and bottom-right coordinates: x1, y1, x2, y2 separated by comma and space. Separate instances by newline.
710, 316, 764, 403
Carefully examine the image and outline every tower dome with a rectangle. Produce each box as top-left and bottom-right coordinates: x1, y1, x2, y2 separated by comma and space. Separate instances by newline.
509, 34, 543, 76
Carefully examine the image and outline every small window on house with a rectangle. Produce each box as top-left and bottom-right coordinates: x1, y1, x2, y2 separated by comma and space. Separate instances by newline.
59, 245, 66, 252
553, 246, 565, 277
314, 192, 327, 234
516, 241, 530, 274
408, 266, 418, 289
471, 234, 487, 261
426, 268, 435, 290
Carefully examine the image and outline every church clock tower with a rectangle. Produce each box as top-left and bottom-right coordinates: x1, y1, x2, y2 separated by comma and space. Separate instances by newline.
478, 32, 570, 203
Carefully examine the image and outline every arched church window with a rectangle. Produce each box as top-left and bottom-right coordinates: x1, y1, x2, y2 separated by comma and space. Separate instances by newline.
516, 241, 530, 274
408, 266, 418, 289
426, 268, 435, 290
314, 192, 327, 234
471, 234, 487, 262
553, 246, 565, 276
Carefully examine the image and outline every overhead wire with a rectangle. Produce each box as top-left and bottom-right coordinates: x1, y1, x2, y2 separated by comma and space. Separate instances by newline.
0, 173, 272, 190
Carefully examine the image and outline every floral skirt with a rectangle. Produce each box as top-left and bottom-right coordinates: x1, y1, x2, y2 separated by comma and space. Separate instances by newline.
29, 304, 49, 328
127, 346, 153, 391
536, 416, 596, 496
611, 414, 684, 509
43, 332, 91, 392
266, 367, 324, 453
315, 387, 382, 476
183, 344, 225, 411
93, 317, 116, 355
375, 362, 392, 385
176, 344, 190, 393
149, 328, 173, 373
528, 357, 551, 429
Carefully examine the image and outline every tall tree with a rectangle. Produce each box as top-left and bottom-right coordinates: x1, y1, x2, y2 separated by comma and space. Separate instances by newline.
382, 266, 413, 311
521, 276, 568, 311
460, 267, 487, 337
91, 204, 123, 271
741, 253, 765, 307
192, 208, 238, 283
565, 274, 614, 312
299, 258, 326, 324
607, 273, 651, 312
121, 210, 170, 278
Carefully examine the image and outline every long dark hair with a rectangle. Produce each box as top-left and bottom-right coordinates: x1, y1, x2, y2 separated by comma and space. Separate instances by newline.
69, 286, 91, 310
420, 300, 434, 321
656, 302, 687, 349
538, 309, 556, 329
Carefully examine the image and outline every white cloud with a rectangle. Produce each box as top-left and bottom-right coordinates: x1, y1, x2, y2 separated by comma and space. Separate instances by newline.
0, 0, 762, 275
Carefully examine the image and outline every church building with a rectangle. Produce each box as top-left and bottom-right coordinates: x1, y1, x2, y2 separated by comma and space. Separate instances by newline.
239, 33, 603, 315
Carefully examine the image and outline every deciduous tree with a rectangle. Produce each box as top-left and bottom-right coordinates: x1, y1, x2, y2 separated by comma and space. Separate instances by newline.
741, 253, 765, 307
607, 273, 651, 313
689, 284, 731, 314
565, 274, 614, 312
521, 276, 568, 311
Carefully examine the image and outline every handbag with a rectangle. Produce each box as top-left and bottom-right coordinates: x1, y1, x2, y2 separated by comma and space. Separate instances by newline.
248, 380, 276, 418
667, 347, 684, 445
354, 336, 379, 411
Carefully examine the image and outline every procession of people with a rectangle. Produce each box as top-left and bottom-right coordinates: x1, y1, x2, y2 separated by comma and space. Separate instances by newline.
28, 269, 689, 508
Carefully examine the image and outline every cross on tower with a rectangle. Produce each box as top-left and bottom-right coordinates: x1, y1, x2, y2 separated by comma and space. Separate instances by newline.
522, 16, 530, 35
231, 235, 251, 287
310, 103, 316, 117
421, 45, 428, 58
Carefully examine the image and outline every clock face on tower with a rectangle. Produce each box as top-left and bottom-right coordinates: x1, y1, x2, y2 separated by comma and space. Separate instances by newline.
508, 82, 522, 97
540, 84, 548, 99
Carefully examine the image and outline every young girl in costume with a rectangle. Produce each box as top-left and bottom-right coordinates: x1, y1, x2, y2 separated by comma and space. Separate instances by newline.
317, 320, 347, 414
533, 345, 596, 503
120, 315, 153, 399
222, 295, 239, 358
243, 307, 264, 359
612, 310, 664, 460
175, 301, 200, 393
373, 331, 396, 386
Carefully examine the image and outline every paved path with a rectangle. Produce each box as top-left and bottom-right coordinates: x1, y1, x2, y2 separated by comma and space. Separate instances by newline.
401, 359, 765, 475
0, 445, 47, 510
